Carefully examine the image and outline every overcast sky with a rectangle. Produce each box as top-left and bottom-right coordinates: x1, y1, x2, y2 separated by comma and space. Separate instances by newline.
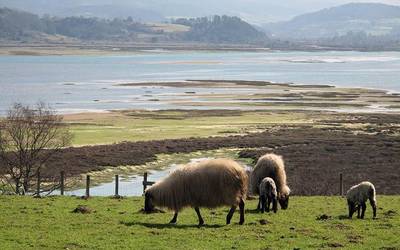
1, 0, 400, 23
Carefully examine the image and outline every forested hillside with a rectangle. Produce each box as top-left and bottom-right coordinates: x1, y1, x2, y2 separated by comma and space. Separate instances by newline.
173, 16, 267, 44
0, 8, 267, 44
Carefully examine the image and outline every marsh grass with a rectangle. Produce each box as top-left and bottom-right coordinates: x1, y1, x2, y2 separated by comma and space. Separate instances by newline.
66, 110, 310, 145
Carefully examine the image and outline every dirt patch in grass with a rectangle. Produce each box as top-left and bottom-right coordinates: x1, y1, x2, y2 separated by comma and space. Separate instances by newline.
348, 235, 363, 244
316, 214, 332, 221
383, 210, 397, 217
72, 205, 94, 214
322, 242, 345, 248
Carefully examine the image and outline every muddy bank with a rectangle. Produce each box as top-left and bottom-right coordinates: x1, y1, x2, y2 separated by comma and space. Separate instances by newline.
33, 112, 400, 195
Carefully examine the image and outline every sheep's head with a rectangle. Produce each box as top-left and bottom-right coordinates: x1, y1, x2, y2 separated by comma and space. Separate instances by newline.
278, 187, 290, 210
278, 194, 289, 210
144, 191, 155, 213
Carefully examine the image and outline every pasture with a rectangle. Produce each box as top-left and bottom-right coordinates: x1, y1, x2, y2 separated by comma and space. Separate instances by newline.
0, 196, 398, 249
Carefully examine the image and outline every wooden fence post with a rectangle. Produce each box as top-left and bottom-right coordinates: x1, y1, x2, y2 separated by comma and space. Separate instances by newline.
143, 172, 148, 195
339, 173, 343, 196
60, 171, 65, 196
85, 175, 90, 198
35, 170, 41, 197
115, 174, 119, 197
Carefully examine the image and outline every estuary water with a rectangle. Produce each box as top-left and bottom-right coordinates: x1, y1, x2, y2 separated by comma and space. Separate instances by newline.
1, 50, 400, 115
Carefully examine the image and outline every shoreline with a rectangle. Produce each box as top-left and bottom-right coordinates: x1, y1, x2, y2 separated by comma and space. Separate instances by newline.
2, 44, 400, 56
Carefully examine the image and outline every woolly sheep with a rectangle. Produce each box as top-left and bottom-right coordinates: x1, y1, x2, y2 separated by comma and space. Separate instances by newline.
346, 181, 377, 219
144, 158, 248, 225
250, 153, 290, 210
259, 177, 278, 213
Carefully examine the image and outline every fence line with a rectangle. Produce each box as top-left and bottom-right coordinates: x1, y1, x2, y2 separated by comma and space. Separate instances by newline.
33, 171, 344, 197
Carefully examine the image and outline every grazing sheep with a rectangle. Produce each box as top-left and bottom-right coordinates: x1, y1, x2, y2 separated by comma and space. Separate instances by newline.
250, 153, 290, 210
346, 181, 377, 219
144, 158, 248, 225
259, 177, 278, 213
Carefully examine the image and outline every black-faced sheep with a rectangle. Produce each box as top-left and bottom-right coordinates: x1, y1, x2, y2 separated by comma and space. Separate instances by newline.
346, 181, 377, 219
144, 158, 248, 225
250, 153, 290, 210
259, 177, 278, 213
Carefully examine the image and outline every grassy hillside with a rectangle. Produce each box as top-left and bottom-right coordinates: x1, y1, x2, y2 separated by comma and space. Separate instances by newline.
0, 196, 398, 249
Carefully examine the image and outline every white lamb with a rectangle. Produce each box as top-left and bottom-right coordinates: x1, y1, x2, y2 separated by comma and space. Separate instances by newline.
259, 177, 278, 213
346, 181, 377, 219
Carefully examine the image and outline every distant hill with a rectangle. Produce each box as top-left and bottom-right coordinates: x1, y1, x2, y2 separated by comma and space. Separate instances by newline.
173, 16, 267, 44
265, 3, 400, 40
0, 8, 267, 45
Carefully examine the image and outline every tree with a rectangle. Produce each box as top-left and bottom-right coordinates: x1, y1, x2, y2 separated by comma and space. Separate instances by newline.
0, 103, 71, 195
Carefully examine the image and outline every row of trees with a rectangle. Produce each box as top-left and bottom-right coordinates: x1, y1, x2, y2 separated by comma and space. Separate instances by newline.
0, 103, 71, 195
316, 31, 400, 50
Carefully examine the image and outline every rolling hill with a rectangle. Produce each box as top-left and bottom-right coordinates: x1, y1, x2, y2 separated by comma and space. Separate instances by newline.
265, 3, 400, 40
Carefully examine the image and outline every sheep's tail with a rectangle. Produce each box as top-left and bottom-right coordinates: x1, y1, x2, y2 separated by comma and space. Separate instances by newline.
369, 184, 376, 203
369, 184, 377, 218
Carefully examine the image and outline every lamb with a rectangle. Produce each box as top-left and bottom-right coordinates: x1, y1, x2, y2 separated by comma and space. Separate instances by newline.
250, 153, 290, 210
259, 177, 278, 213
346, 181, 377, 219
144, 158, 248, 225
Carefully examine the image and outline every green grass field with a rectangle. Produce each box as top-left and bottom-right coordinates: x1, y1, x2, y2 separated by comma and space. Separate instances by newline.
0, 196, 398, 249
66, 110, 312, 145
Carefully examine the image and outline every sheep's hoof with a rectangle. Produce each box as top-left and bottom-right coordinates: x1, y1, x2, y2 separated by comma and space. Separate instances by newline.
239, 220, 244, 225
198, 221, 204, 227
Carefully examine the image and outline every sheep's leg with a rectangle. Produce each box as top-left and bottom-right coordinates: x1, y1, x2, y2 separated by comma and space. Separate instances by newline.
257, 199, 261, 211
357, 205, 361, 218
260, 195, 266, 213
226, 206, 236, 225
348, 202, 355, 219
266, 196, 271, 213
369, 198, 377, 218
360, 202, 366, 219
239, 198, 245, 225
169, 211, 178, 224
272, 198, 278, 213
194, 207, 204, 226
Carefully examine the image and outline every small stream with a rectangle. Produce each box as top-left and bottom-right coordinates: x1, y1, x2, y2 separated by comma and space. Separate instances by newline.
64, 166, 177, 197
